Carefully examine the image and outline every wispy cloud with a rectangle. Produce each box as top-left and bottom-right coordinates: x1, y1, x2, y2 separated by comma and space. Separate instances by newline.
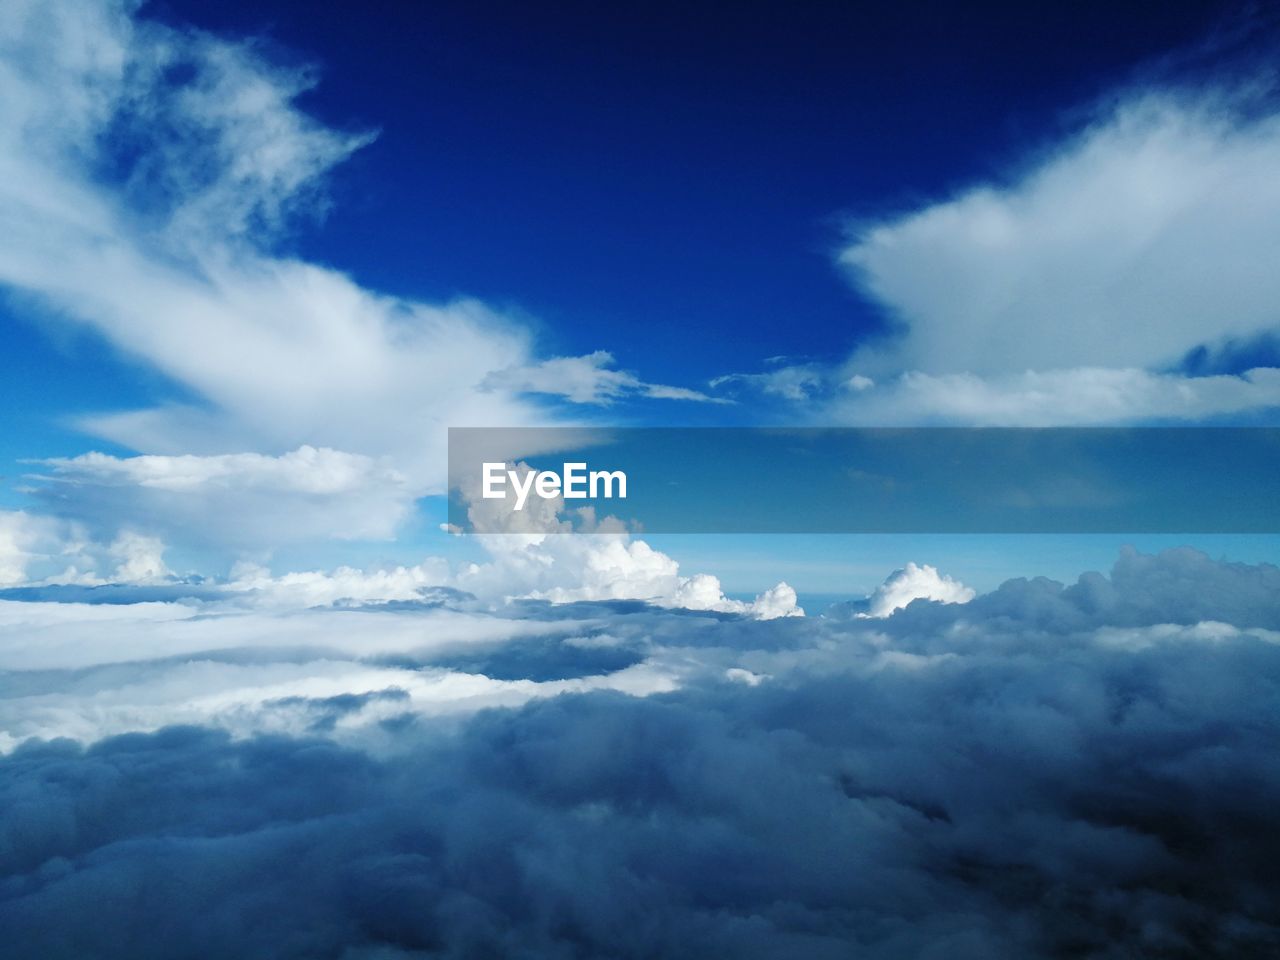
0, 0, 712, 558
483, 350, 726, 405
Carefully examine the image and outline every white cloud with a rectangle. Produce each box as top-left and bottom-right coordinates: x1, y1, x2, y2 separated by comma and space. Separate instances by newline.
0, 510, 143, 586
28, 446, 414, 547
0, 513, 38, 585
2, 476, 802, 619
483, 350, 722, 405
0, 596, 681, 748
224, 558, 453, 609
865, 562, 975, 617
107, 530, 169, 583
0, 0, 531, 481
0, 0, 715, 560
824, 365, 1280, 426
455, 532, 802, 618
448, 464, 802, 617
715, 86, 1280, 425
710, 363, 826, 401
842, 91, 1280, 379
1, 549, 1278, 957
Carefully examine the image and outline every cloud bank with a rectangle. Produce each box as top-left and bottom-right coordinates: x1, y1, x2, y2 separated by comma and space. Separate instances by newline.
1, 548, 1278, 958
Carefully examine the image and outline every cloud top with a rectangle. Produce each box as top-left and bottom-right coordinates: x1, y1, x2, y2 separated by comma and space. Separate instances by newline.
1, 548, 1278, 958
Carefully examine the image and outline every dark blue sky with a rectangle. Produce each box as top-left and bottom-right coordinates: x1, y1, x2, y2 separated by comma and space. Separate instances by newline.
4, 0, 1277, 589
145, 0, 1239, 387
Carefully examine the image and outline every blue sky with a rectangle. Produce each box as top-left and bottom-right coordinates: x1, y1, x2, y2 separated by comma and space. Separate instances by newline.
5, 6, 1280, 956
95, 0, 1241, 387
2, 0, 1279, 599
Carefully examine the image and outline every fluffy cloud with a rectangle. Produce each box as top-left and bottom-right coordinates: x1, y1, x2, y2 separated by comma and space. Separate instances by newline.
716, 86, 1280, 425
219, 537, 802, 619
1, 548, 1278, 957
843, 92, 1280, 379
0, 513, 45, 585
448, 463, 802, 616
865, 561, 974, 617
455, 533, 802, 618
0, 511, 169, 587
103, 530, 168, 583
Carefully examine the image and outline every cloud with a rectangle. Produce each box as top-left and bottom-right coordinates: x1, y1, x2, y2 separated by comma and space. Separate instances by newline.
27, 446, 414, 548
0, 0, 714, 558
0, 510, 169, 587
450, 463, 802, 617
865, 561, 974, 617
0, 596, 680, 749
0, 512, 46, 585
712, 362, 1280, 425
827, 366, 1280, 426
710, 364, 827, 401
456, 532, 802, 618
1, 462, 801, 620
715, 84, 1280, 425
483, 351, 723, 405
843, 90, 1280, 376
0, 0, 528, 478
223, 559, 456, 609
1, 548, 1278, 957
104, 530, 168, 583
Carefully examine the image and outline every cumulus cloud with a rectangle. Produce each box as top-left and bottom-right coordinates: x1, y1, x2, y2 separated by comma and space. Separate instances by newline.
1, 548, 1278, 957
0, 513, 46, 585
456, 532, 802, 617
865, 561, 975, 617
0, 510, 170, 587
1, 464, 800, 620
104, 530, 168, 583
447, 462, 802, 617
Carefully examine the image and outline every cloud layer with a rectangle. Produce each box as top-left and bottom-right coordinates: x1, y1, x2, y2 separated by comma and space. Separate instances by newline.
1, 548, 1278, 958
28, 446, 414, 547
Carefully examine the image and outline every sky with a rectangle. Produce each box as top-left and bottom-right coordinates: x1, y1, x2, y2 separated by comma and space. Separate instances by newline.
2, 0, 1279, 597
3, 3, 1280, 956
